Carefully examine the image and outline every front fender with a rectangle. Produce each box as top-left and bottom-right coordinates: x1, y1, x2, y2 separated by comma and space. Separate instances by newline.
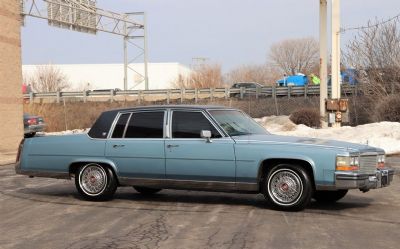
256, 154, 317, 179
255, 155, 317, 185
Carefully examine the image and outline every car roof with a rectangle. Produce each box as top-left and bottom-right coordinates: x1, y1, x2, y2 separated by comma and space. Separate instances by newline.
104, 105, 237, 114
88, 105, 239, 139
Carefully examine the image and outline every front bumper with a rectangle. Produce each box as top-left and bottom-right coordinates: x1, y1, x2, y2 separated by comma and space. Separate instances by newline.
335, 168, 395, 191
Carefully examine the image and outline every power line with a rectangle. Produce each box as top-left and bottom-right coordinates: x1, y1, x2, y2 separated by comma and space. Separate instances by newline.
341, 13, 400, 33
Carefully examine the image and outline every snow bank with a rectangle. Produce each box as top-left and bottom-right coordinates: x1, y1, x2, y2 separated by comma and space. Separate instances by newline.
44, 129, 89, 136
255, 116, 400, 155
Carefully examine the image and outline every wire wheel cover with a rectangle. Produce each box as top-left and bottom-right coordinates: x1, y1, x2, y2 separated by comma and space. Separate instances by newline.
268, 169, 303, 205
80, 165, 107, 195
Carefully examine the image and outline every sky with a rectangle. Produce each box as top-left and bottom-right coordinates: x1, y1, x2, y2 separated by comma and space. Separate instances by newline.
21, 0, 400, 72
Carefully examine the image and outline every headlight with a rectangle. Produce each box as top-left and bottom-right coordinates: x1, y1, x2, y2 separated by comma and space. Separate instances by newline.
336, 156, 359, 171
377, 155, 385, 169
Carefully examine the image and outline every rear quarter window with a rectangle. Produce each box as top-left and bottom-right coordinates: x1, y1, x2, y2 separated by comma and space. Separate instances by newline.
88, 111, 118, 139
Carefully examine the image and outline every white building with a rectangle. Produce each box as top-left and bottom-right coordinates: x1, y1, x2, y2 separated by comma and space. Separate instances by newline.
22, 63, 192, 90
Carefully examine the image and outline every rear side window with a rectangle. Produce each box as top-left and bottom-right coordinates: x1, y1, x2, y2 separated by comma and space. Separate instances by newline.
125, 112, 164, 138
172, 111, 221, 138
111, 113, 131, 138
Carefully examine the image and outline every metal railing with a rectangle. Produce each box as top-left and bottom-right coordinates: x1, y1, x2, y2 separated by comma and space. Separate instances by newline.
23, 85, 358, 104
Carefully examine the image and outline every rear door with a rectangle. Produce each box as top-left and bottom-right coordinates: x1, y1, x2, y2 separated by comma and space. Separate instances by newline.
105, 110, 166, 179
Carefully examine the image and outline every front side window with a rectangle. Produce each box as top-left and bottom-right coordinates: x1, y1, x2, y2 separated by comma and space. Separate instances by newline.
172, 111, 221, 138
208, 110, 269, 136
125, 112, 164, 138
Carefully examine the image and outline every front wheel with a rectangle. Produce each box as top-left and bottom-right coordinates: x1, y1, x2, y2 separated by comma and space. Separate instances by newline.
75, 163, 117, 201
313, 190, 348, 203
263, 164, 313, 211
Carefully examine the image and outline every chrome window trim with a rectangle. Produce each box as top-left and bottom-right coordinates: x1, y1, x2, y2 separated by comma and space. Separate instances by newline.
122, 113, 133, 138
106, 138, 166, 141
165, 109, 171, 139
108, 109, 167, 139
168, 109, 227, 140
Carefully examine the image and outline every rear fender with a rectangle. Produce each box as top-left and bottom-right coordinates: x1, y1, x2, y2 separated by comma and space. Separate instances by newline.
69, 158, 119, 176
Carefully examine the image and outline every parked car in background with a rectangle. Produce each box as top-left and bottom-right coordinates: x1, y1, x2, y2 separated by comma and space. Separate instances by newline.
23, 113, 45, 138
230, 82, 264, 97
89, 88, 122, 94
16, 105, 394, 211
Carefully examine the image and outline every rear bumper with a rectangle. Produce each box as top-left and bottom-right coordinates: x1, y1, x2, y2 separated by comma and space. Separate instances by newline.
335, 169, 394, 190
15, 161, 70, 179
24, 124, 46, 134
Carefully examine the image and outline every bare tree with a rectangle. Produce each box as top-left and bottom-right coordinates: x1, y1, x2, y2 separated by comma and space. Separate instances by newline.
224, 63, 281, 86
344, 19, 400, 97
268, 37, 319, 76
28, 65, 70, 92
172, 64, 223, 88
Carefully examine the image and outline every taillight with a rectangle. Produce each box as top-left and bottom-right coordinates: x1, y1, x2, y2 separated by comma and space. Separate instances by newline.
377, 155, 385, 169
27, 118, 37, 125
16, 139, 25, 162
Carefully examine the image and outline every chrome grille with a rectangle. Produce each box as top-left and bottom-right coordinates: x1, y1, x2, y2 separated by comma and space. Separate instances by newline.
359, 156, 377, 174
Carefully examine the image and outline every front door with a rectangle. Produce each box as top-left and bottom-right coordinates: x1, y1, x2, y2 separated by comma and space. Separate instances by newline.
165, 110, 236, 183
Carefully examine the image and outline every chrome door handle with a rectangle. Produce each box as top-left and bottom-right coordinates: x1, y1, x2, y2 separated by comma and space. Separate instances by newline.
113, 144, 125, 148
167, 144, 179, 148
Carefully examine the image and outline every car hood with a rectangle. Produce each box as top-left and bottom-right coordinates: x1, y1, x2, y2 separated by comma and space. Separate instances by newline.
231, 134, 384, 154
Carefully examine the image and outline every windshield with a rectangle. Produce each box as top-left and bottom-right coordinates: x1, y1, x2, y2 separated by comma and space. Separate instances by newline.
208, 110, 269, 136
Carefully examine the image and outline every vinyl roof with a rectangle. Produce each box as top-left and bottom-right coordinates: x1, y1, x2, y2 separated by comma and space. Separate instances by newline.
105, 105, 237, 114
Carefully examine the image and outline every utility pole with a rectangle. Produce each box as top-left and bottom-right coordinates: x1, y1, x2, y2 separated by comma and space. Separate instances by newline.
331, 0, 341, 127
319, 0, 328, 119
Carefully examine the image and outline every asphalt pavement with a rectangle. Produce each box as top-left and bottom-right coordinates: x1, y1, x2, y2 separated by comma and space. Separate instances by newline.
0, 161, 400, 249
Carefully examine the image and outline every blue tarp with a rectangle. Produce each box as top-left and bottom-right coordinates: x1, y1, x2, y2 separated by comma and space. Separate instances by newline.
277, 75, 308, 86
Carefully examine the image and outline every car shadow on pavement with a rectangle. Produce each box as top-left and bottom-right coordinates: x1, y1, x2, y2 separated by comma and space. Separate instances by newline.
14, 186, 373, 212
307, 199, 372, 211
115, 190, 269, 208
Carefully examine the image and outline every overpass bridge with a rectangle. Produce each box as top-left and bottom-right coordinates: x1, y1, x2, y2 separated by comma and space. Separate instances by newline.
0, 0, 342, 152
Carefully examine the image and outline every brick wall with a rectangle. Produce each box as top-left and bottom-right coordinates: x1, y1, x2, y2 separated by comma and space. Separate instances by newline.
0, 0, 23, 152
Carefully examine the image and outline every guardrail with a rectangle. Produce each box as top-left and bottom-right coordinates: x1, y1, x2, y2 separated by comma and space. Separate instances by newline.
23, 85, 358, 104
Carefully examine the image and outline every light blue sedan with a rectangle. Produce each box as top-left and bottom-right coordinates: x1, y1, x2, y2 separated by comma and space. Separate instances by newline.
16, 105, 394, 211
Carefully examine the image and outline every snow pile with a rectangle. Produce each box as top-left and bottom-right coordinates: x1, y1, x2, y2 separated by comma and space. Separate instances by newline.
44, 129, 89, 136
256, 116, 400, 155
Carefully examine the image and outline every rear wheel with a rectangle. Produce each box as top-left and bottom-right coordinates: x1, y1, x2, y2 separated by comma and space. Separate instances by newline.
75, 163, 117, 201
313, 190, 348, 203
133, 186, 162, 195
263, 164, 313, 211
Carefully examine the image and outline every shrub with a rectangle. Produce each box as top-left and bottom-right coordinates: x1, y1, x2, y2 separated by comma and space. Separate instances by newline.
289, 108, 321, 128
374, 95, 400, 122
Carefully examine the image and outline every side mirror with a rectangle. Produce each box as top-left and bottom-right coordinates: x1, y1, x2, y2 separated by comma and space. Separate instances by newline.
200, 130, 212, 143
